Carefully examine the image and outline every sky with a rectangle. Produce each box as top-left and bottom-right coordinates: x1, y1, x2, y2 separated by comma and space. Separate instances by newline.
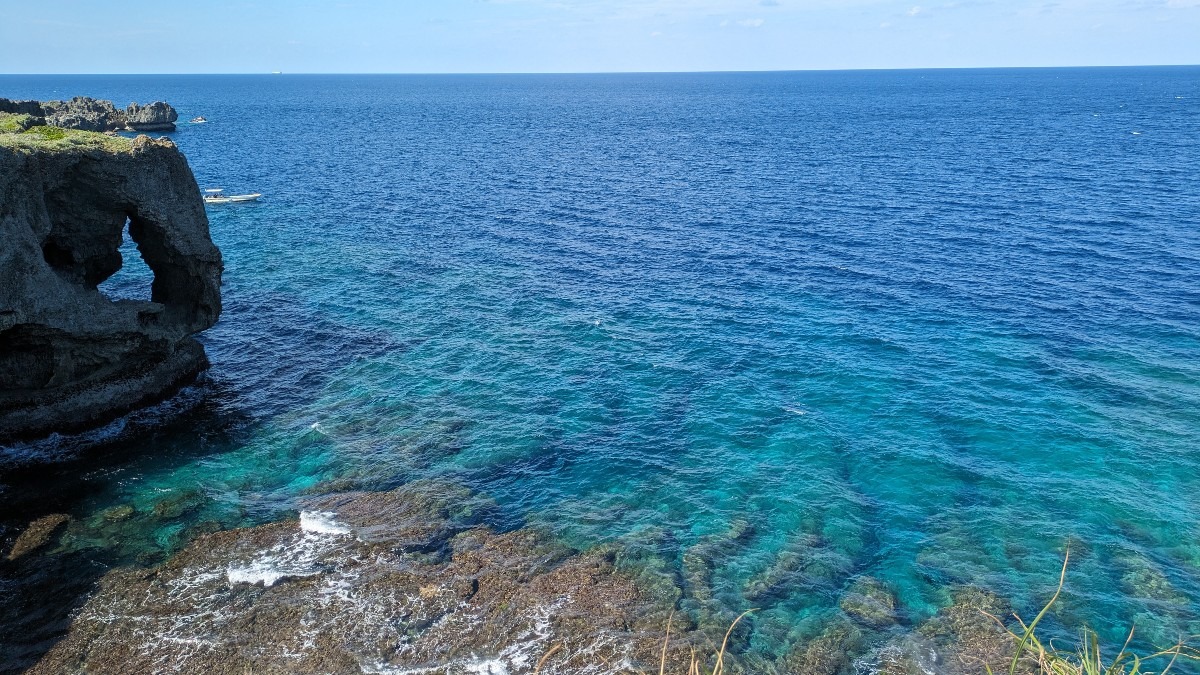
1, 0, 1198, 73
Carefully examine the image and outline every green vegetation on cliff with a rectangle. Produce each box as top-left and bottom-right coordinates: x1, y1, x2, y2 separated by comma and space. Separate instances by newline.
0, 112, 132, 152
0, 112, 37, 133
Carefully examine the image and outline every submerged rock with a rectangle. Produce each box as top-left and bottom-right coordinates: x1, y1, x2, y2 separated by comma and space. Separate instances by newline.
0, 128, 222, 442
863, 637, 943, 675
302, 478, 498, 551
30, 483, 706, 674
839, 576, 898, 628
682, 518, 755, 603
601, 526, 685, 609
5, 513, 71, 561
151, 489, 207, 521
100, 504, 136, 522
742, 532, 852, 604
914, 587, 1034, 675
681, 518, 758, 650
842, 586, 1038, 675
780, 618, 863, 675
1115, 553, 1190, 606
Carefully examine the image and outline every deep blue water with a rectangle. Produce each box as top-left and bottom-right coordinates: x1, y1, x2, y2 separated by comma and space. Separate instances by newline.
2, 69, 1199, 667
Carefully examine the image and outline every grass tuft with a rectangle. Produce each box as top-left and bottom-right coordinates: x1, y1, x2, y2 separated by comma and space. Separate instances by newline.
23, 125, 68, 141
0, 112, 38, 133
986, 547, 1200, 675
532, 547, 1197, 674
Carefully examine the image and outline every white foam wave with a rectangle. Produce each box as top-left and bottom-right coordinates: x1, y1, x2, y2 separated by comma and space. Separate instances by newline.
226, 515, 351, 586
226, 563, 312, 587
853, 642, 939, 675
67, 518, 627, 674
300, 510, 351, 535
465, 660, 509, 674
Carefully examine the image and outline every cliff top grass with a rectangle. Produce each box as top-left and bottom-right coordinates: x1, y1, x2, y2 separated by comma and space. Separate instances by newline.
0, 112, 132, 153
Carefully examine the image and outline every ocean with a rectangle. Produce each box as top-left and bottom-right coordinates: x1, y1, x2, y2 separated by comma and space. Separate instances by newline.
1, 68, 1198, 670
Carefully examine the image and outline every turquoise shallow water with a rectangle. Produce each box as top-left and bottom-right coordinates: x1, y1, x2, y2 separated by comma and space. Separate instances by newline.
1, 69, 1199, 668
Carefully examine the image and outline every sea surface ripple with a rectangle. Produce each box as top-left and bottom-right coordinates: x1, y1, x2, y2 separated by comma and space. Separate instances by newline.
1, 69, 1199, 666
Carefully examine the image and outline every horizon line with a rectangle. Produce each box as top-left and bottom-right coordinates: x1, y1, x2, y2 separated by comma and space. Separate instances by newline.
3, 63, 1199, 77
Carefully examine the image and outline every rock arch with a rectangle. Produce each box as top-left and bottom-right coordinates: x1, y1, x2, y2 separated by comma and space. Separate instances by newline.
0, 135, 222, 441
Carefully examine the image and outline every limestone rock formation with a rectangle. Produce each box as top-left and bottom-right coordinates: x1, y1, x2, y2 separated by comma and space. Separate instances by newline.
0, 127, 222, 442
0, 97, 180, 132
41, 97, 124, 132
125, 101, 179, 132
0, 98, 43, 117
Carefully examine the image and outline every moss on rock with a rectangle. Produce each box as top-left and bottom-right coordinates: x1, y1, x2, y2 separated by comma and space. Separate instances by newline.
0, 112, 132, 153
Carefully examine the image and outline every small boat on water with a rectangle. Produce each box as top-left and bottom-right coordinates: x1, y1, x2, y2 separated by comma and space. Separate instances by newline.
190, 116, 207, 124
203, 188, 261, 204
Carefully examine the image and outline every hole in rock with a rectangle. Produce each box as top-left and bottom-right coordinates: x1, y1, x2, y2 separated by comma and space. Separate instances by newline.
97, 218, 155, 303
41, 240, 74, 272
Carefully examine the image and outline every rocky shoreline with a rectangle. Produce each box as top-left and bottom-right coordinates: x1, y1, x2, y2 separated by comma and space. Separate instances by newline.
0, 97, 179, 132
13, 479, 1030, 674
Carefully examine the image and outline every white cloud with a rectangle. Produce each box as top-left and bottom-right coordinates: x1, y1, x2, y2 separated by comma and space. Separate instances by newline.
908, 5, 922, 15
737, 18, 766, 27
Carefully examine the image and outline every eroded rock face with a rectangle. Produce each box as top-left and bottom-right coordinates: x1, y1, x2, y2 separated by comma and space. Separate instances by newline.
0, 97, 180, 132
41, 97, 124, 132
125, 101, 179, 131
0, 134, 222, 441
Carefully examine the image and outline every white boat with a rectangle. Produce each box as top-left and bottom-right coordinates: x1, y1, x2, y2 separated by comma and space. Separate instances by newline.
190, 116, 207, 124
203, 188, 262, 204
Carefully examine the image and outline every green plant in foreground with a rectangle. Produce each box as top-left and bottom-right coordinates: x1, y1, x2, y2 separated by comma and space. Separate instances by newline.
986, 549, 1200, 675
529, 549, 1197, 674
678, 610, 756, 675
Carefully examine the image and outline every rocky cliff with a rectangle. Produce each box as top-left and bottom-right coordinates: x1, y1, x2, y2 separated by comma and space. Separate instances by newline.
0, 97, 179, 132
0, 119, 222, 442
